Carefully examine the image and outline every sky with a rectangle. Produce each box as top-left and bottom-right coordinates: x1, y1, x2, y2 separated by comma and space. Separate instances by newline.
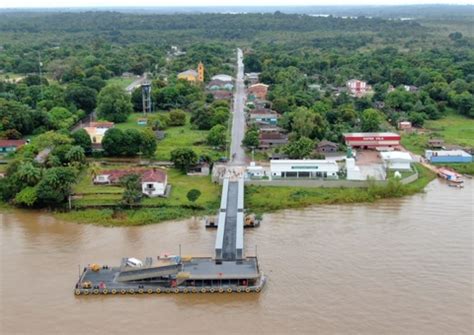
0, 0, 472, 9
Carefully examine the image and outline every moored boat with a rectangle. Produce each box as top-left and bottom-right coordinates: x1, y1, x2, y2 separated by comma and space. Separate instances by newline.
437, 168, 464, 184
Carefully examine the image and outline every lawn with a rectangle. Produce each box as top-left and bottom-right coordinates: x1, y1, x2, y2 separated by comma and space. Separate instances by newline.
106, 76, 136, 89
71, 165, 220, 209
424, 113, 474, 148
401, 113, 474, 155
245, 164, 435, 214
114, 113, 225, 161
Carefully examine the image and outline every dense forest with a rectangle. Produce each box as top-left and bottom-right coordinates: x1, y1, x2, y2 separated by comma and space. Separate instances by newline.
0, 10, 473, 208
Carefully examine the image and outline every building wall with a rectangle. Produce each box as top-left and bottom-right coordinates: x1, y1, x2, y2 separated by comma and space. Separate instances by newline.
142, 181, 166, 197
430, 156, 472, 163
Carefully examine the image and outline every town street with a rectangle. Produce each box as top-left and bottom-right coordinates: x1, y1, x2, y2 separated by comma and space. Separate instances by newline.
229, 48, 246, 165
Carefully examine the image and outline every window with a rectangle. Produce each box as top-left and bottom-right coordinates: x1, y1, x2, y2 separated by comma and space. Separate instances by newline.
147, 184, 154, 189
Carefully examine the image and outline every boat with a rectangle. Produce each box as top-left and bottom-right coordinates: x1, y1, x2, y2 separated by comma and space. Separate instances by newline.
437, 168, 464, 184
74, 255, 266, 295
448, 183, 464, 188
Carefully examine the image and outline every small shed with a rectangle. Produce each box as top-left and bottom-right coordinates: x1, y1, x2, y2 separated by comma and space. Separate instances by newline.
428, 139, 444, 149
317, 140, 338, 153
380, 151, 413, 170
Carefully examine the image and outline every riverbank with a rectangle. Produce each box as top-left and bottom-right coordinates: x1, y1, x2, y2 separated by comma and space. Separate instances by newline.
48, 164, 436, 226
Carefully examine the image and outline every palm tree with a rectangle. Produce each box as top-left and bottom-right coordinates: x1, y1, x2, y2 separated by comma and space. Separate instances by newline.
89, 162, 100, 181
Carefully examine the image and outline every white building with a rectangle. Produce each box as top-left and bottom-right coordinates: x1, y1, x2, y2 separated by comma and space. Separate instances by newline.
211, 74, 233, 82
380, 151, 413, 170
270, 159, 339, 180
346, 158, 363, 180
246, 162, 265, 179
141, 169, 168, 197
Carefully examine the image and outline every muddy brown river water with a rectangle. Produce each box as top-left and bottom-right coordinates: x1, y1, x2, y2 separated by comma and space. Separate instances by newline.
1, 179, 472, 334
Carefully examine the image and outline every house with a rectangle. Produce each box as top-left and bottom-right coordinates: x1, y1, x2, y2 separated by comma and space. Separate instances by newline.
398, 121, 412, 130
187, 162, 210, 176
178, 69, 198, 82
425, 150, 472, 163
83, 121, 114, 146
248, 83, 269, 100
177, 62, 204, 82
346, 79, 372, 97
246, 162, 265, 179
94, 168, 168, 197
343, 132, 401, 150
210, 90, 233, 101
270, 159, 339, 180
380, 151, 413, 170
258, 131, 288, 150
207, 79, 234, 91
248, 109, 279, 125
428, 139, 444, 149
141, 169, 168, 197
245, 72, 260, 85
317, 140, 338, 153
403, 85, 418, 92
211, 74, 233, 82
0, 139, 26, 154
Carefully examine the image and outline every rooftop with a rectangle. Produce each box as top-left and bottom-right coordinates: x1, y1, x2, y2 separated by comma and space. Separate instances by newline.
0, 139, 27, 147
343, 132, 400, 138
426, 150, 472, 157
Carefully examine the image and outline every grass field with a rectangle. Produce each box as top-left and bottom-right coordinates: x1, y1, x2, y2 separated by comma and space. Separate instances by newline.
402, 113, 474, 155
71, 165, 220, 209
245, 164, 435, 214
106, 76, 136, 89
114, 113, 225, 161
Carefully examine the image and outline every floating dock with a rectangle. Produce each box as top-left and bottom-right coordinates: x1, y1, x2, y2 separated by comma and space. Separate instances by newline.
74, 177, 266, 295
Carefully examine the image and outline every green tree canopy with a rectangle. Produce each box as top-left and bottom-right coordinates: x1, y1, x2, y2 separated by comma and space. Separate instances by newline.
96, 84, 133, 123
170, 148, 198, 172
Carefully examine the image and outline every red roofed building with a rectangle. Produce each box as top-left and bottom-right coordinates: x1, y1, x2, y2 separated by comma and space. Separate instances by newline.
93, 168, 168, 197
258, 131, 288, 149
248, 83, 269, 100
0, 139, 27, 154
343, 132, 401, 150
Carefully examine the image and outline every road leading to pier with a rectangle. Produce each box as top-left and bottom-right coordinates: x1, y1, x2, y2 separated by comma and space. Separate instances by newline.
230, 48, 246, 165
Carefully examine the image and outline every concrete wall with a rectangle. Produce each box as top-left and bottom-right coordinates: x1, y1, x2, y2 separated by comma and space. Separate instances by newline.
246, 169, 418, 188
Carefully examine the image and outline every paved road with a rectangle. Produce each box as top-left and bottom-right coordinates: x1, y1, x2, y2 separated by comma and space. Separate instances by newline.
222, 181, 239, 261
125, 75, 147, 94
229, 48, 246, 165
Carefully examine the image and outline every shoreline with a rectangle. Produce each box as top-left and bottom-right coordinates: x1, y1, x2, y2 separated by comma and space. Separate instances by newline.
0, 164, 437, 227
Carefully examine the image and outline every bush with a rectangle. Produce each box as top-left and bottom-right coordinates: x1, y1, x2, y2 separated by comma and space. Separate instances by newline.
168, 109, 187, 126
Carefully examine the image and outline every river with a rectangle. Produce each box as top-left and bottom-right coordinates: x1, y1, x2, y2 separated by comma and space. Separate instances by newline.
0, 179, 472, 334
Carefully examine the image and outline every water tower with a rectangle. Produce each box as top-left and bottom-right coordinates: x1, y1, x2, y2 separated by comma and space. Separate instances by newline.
141, 81, 152, 114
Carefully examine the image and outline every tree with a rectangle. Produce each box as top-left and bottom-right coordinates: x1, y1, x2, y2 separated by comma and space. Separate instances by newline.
292, 107, 316, 138
207, 124, 226, 147
31, 131, 73, 151
102, 128, 125, 156
170, 148, 198, 172
71, 129, 92, 155
210, 107, 230, 127
48, 107, 77, 130
14, 186, 38, 207
96, 85, 133, 122
140, 129, 157, 157
16, 162, 42, 186
36, 167, 77, 206
65, 146, 86, 166
65, 84, 97, 112
361, 108, 383, 132
168, 109, 187, 126
120, 174, 143, 207
243, 128, 259, 148
186, 189, 201, 203
284, 136, 314, 159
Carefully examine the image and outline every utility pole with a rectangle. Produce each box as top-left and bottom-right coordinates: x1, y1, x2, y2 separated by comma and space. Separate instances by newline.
38, 51, 44, 100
